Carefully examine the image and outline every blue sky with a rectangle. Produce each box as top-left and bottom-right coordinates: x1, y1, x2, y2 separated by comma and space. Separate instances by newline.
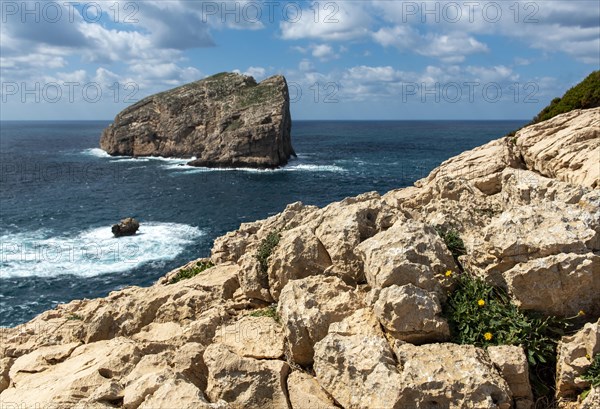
1, 0, 599, 120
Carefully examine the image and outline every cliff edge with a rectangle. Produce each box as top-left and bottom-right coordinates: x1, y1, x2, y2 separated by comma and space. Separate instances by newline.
100, 73, 295, 169
2, 108, 599, 409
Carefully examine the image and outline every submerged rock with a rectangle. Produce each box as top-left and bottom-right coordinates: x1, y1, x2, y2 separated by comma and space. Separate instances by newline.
111, 217, 140, 237
100, 72, 295, 169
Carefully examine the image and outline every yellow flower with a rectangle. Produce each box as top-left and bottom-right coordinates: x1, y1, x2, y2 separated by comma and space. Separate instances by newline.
484, 332, 493, 341
477, 299, 485, 307
586, 354, 591, 360
578, 310, 585, 316
445, 270, 452, 277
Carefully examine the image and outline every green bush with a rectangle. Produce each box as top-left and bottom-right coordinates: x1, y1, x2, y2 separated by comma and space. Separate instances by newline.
249, 304, 280, 323
580, 354, 600, 400
444, 272, 571, 397
532, 71, 600, 124
256, 231, 281, 273
435, 227, 466, 262
504, 70, 599, 138
169, 260, 214, 284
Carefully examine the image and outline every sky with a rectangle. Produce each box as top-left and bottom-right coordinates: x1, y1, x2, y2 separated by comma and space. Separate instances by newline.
0, 0, 599, 120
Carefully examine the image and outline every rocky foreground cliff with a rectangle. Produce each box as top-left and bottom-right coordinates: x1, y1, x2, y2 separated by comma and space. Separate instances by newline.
2, 108, 599, 408
100, 73, 295, 168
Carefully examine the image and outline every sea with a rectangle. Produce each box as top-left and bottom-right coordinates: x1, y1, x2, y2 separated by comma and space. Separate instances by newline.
0, 120, 526, 327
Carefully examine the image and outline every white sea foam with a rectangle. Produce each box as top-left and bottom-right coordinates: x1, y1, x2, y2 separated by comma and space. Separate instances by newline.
83, 148, 113, 158
165, 162, 347, 174
0, 223, 204, 278
82, 149, 195, 163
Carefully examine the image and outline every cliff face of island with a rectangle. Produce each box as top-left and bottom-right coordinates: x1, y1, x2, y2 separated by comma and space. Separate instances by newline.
2, 108, 599, 409
100, 73, 295, 168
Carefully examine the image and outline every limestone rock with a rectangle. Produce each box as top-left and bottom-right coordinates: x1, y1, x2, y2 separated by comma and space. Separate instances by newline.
394, 343, 513, 409
123, 369, 173, 409
314, 333, 403, 409
204, 343, 289, 409
328, 307, 384, 338
100, 73, 295, 169
267, 225, 332, 300
488, 345, 533, 408
556, 319, 600, 399
415, 137, 523, 196
287, 371, 337, 409
503, 253, 600, 317
357, 218, 457, 295
277, 276, 362, 366
1, 338, 141, 407
138, 378, 227, 409
236, 252, 273, 302
466, 203, 599, 286
211, 202, 319, 265
372, 284, 450, 344
0, 357, 14, 393
515, 108, 600, 189
214, 315, 284, 359
111, 217, 139, 237
315, 192, 399, 283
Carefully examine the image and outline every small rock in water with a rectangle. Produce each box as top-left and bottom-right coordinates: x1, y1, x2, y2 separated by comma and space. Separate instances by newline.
111, 217, 140, 237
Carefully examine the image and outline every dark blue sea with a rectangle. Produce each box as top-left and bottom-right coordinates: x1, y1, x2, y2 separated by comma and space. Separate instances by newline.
0, 120, 525, 327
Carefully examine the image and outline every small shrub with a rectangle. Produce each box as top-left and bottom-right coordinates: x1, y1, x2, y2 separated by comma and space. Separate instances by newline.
169, 260, 214, 284
66, 313, 83, 321
256, 231, 281, 273
249, 304, 280, 323
435, 227, 466, 263
444, 272, 572, 398
580, 354, 600, 400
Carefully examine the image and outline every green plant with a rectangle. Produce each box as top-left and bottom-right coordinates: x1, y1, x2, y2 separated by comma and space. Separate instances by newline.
531, 71, 600, 124
169, 260, 214, 284
580, 353, 600, 400
444, 272, 571, 398
435, 227, 466, 263
249, 304, 280, 323
66, 313, 83, 321
256, 231, 281, 273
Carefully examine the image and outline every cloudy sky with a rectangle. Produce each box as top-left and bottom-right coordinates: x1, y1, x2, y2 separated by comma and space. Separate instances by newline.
1, 0, 599, 120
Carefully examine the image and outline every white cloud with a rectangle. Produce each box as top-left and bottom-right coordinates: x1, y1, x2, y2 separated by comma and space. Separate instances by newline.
308, 44, 341, 61
418, 33, 488, 62
373, 27, 488, 62
233, 66, 268, 81
465, 66, 518, 83
280, 1, 372, 41
312, 44, 333, 59
299, 59, 315, 72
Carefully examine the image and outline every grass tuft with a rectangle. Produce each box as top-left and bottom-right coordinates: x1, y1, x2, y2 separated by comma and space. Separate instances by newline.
249, 304, 280, 323
169, 260, 214, 284
256, 231, 281, 273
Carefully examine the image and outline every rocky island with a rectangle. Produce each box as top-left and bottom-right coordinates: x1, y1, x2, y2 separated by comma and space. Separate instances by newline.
100, 73, 295, 169
2, 73, 599, 408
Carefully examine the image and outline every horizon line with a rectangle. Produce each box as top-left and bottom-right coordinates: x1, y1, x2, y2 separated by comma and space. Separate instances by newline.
0, 118, 531, 122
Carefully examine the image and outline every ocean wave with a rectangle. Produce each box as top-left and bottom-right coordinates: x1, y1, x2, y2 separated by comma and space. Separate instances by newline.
166, 162, 347, 174
82, 149, 195, 163
82, 148, 113, 158
0, 223, 204, 278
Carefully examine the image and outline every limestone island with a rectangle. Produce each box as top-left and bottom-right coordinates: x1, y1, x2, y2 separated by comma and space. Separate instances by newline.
100, 72, 295, 169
